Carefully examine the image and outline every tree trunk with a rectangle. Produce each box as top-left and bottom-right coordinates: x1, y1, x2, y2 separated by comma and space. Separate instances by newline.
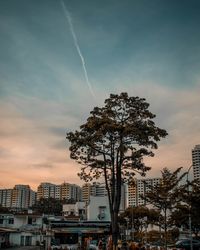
164, 208, 167, 250
111, 210, 119, 250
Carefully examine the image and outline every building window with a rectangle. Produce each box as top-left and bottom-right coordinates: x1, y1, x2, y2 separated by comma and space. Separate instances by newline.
9, 218, 14, 224
28, 217, 33, 225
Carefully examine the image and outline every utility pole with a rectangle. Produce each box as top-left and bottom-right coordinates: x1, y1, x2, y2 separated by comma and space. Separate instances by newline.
187, 165, 193, 250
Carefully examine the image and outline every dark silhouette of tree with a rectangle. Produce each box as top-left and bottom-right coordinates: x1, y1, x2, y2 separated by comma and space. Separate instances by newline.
32, 198, 62, 215
0, 205, 10, 213
119, 206, 160, 240
67, 92, 167, 248
170, 180, 200, 237
141, 167, 186, 250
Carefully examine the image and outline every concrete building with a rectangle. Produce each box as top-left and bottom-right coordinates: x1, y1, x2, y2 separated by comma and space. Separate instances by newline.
0, 189, 12, 208
37, 183, 56, 200
81, 182, 107, 203
91, 182, 107, 197
81, 183, 91, 202
82, 182, 126, 214
127, 178, 161, 207
62, 201, 86, 219
11, 185, 35, 210
60, 183, 81, 201
29, 190, 37, 208
37, 182, 82, 202
0, 185, 36, 210
87, 196, 111, 221
192, 144, 200, 181
0, 212, 44, 247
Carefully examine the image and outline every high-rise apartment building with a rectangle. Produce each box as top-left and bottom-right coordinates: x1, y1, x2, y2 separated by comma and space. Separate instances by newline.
0, 189, 12, 208
81, 182, 107, 202
0, 185, 36, 210
37, 182, 81, 201
81, 182, 126, 213
127, 178, 161, 207
11, 185, 36, 210
192, 144, 200, 181
37, 183, 56, 200
81, 183, 91, 202
91, 182, 107, 197
60, 182, 81, 201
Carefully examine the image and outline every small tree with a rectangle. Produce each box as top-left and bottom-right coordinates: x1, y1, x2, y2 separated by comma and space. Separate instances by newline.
141, 167, 186, 249
170, 180, 200, 237
119, 206, 160, 241
66, 92, 167, 248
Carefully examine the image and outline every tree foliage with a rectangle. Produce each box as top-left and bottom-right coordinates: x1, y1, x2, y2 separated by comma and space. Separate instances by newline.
141, 167, 186, 249
119, 206, 160, 234
32, 198, 62, 215
170, 180, 200, 237
0, 205, 10, 213
66, 92, 167, 247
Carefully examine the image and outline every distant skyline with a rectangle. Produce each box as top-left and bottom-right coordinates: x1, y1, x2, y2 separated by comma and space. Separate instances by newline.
0, 0, 200, 190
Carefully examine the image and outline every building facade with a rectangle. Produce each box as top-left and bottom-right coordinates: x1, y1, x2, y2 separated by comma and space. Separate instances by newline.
192, 144, 200, 181
127, 178, 161, 207
0, 189, 12, 208
87, 196, 111, 221
0, 185, 36, 210
37, 182, 82, 201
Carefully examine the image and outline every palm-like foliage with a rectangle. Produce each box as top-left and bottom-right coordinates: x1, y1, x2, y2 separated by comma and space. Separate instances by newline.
170, 180, 200, 237
141, 167, 187, 250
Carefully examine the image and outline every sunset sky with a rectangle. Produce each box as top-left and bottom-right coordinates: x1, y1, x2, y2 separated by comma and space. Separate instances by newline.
0, 0, 200, 191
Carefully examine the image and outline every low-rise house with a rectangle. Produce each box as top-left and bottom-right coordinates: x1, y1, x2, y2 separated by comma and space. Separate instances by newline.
63, 201, 86, 220
0, 212, 44, 248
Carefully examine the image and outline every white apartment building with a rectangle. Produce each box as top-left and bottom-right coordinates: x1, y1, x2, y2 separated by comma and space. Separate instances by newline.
127, 178, 161, 207
192, 144, 200, 181
91, 182, 107, 196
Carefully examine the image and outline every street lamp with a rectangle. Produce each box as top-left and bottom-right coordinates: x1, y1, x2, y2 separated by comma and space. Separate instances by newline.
131, 205, 134, 241
186, 165, 193, 250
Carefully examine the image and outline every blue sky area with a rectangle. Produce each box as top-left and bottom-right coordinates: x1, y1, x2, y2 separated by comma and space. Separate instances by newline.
0, 0, 200, 189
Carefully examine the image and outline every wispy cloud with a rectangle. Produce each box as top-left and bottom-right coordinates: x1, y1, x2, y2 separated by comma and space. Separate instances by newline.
60, 0, 96, 100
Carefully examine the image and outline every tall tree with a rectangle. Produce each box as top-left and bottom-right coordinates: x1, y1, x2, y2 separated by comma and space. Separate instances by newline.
141, 167, 186, 250
66, 92, 167, 248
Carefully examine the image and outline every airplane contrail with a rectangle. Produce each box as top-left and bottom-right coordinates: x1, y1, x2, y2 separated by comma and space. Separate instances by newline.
60, 0, 96, 99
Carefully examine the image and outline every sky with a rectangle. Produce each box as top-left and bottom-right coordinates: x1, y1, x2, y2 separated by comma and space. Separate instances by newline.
0, 0, 200, 191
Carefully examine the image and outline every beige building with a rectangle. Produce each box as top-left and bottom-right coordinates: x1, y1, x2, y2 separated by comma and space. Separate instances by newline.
81, 183, 91, 202
127, 178, 161, 207
81, 182, 108, 202
37, 182, 81, 201
11, 185, 35, 210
